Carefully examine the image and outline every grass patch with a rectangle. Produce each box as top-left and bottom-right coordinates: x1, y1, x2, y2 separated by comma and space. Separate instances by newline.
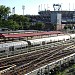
56, 64, 75, 75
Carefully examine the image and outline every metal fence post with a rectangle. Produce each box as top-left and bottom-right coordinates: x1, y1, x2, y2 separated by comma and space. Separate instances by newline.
74, 55, 75, 63
59, 60, 61, 71
40, 69, 43, 75
48, 65, 50, 75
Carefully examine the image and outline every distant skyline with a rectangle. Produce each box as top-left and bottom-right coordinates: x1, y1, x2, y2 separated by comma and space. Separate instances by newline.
0, 0, 75, 15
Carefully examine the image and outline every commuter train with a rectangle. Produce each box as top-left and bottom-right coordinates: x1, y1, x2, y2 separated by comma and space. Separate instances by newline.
0, 34, 75, 56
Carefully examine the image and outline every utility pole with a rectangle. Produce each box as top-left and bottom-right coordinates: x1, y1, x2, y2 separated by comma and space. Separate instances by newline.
22, 5, 25, 15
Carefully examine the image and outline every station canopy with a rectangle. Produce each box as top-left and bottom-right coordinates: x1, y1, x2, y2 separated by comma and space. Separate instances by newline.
0, 31, 63, 38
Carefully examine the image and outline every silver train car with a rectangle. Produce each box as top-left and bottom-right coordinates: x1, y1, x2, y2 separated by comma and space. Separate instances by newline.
0, 34, 75, 57
0, 41, 28, 56
27, 35, 71, 46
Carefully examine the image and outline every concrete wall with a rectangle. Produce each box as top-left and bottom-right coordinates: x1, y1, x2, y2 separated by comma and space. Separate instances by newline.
57, 13, 61, 25
51, 13, 57, 24
57, 24, 65, 30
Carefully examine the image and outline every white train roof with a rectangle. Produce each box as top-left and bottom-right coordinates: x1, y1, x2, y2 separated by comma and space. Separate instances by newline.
28, 38, 45, 45
28, 34, 71, 45
70, 34, 75, 38
0, 41, 28, 48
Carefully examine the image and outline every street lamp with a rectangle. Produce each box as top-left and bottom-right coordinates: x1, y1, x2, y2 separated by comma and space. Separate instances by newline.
22, 5, 25, 15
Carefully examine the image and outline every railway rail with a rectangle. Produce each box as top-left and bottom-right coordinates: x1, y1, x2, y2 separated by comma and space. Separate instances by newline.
0, 39, 75, 75
2, 45, 75, 75
17, 44, 75, 74
0, 40, 73, 66
0, 44, 65, 68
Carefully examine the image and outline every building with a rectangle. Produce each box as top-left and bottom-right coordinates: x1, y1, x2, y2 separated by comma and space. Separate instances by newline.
26, 10, 75, 30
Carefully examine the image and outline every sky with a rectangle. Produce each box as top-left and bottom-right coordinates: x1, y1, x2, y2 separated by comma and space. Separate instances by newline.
0, 0, 75, 15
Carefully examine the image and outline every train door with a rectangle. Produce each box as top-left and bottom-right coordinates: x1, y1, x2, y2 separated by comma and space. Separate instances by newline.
9, 46, 14, 55
42, 41, 45, 45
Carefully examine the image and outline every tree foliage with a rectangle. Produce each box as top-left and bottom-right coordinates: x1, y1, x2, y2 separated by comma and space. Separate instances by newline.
8, 14, 31, 30
0, 5, 10, 20
2, 20, 19, 30
0, 5, 47, 31
34, 22, 45, 30
64, 24, 73, 30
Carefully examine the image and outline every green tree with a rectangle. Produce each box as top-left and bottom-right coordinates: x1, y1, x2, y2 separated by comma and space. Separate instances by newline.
0, 20, 3, 27
35, 22, 45, 30
0, 5, 10, 20
0, 5, 10, 29
64, 26, 67, 30
3, 20, 19, 30
50, 24, 57, 31
68, 24, 72, 30
8, 14, 31, 30
23, 22, 30, 29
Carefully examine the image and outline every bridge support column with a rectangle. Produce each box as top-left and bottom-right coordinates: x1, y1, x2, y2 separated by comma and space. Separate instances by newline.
59, 61, 61, 71
47, 65, 50, 75
40, 69, 43, 75
74, 55, 75, 63
67, 57, 69, 67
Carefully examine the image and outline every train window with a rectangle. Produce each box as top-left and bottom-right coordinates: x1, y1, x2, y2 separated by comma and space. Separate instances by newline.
0, 50, 5, 53
16, 47, 21, 50
50, 40, 52, 43
27, 41, 31, 45
47, 42, 50, 44
63, 39, 65, 41
9, 46, 14, 51
42, 41, 45, 45
22, 47, 26, 49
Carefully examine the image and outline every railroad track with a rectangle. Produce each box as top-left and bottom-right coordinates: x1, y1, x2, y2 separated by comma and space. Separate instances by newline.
0, 45, 63, 67
0, 42, 75, 75
0, 40, 75, 75
18, 44, 75, 74
0, 40, 71, 67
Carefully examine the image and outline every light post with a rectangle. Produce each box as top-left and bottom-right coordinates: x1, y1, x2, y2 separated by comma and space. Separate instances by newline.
22, 5, 25, 15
